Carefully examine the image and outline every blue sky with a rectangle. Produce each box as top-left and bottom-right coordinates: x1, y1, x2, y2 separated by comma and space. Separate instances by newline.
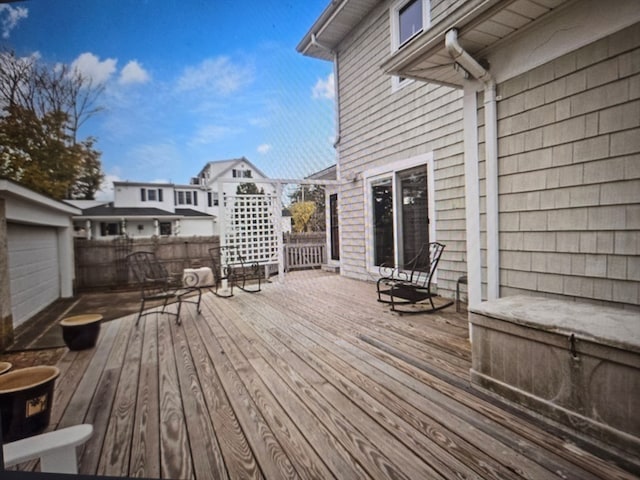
1, 1, 335, 199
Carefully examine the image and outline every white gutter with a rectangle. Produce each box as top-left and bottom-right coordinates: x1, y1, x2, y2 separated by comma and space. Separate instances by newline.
445, 28, 500, 301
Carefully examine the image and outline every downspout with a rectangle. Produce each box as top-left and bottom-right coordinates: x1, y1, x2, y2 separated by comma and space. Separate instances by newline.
445, 28, 500, 301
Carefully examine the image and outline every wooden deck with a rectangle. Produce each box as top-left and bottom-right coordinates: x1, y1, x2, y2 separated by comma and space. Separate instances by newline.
11, 272, 639, 479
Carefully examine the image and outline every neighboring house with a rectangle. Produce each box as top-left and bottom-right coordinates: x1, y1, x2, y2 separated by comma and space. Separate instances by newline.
71, 157, 275, 239
0, 179, 80, 349
298, 0, 640, 310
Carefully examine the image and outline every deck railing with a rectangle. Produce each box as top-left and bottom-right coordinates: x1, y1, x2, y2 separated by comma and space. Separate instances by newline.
284, 242, 326, 271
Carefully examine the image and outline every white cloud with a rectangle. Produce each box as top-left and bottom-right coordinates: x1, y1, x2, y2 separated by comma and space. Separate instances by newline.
257, 144, 271, 154
71, 52, 117, 85
189, 124, 241, 145
0, 4, 28, 39
312, 73, 334, 100
177, 56, 253, 95
119, 60, 150, 85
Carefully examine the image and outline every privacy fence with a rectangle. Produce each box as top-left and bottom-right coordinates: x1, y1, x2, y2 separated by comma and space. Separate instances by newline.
74, 232, 327, 290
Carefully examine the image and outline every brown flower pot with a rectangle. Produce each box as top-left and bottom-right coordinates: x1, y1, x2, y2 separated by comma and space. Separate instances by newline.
60, 314, 103, 350
0, 366, 60, 443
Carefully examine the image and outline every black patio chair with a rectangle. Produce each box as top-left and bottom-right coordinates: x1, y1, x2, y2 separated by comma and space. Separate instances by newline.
127, 251, 202, 326
209, 246, 261, 296
376, 242, 453, 314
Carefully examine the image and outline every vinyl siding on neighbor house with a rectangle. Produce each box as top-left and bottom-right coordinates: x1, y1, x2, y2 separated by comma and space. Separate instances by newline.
336, 1, 466, 297
495, 23, 640, 307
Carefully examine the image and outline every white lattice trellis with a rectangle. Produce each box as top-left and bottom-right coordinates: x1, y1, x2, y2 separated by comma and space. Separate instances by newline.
222, 193, 280, 265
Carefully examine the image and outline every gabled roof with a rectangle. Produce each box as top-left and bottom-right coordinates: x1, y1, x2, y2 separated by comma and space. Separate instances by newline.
196, 157, 269, 182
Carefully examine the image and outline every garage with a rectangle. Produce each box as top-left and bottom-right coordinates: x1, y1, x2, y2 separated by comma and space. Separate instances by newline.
7, 223, 61, 327
0, 180, 79, 350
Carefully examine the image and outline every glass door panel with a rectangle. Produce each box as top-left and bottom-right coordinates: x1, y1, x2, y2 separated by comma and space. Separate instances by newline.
399, 165, 429, 270
372, 178, 394, 266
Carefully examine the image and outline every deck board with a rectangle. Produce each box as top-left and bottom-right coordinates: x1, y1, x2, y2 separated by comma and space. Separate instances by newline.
16, 271, 639, 479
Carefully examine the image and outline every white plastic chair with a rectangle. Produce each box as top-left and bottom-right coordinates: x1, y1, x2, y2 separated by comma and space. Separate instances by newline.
3, 424, 93, 474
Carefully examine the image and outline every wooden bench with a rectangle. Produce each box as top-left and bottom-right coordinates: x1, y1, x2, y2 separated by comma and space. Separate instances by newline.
469, 295, 640, 460
376, 242, 453, 314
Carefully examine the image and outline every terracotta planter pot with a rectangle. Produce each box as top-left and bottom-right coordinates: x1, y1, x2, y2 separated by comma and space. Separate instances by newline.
60, 314, 103, 350
0, 366, 60, 443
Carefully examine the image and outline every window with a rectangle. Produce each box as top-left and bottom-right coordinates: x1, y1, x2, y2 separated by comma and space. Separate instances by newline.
391, 0, 429, 51
176, 190, 198, 205
141, 188, 162, 202
330, 193, 340, 261
159, 222, 172, 235
100, 222, 121, 236
232, 169, 252, 178
364, 153, 435, 274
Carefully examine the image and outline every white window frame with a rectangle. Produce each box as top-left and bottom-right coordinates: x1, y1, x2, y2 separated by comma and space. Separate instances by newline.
363, 152, 436, 277
389, 0, 429, 91
390, 0, 430, 51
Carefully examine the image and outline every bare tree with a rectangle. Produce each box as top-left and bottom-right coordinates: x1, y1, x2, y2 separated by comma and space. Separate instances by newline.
0, 49, 105, 199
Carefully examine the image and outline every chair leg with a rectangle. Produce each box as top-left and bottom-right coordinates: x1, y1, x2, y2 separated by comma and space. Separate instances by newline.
136, 299, 146, 326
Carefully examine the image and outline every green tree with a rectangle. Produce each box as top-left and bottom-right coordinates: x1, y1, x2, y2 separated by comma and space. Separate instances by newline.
290, 201, 316, 233
236, 182, 265, 195
288, 185, 325, 231
0, 49, 104, 199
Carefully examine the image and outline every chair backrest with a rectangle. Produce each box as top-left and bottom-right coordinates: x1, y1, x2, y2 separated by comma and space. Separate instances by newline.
127, 251, 171, 297
209, 246, 234, 283
407, 242, 446, 288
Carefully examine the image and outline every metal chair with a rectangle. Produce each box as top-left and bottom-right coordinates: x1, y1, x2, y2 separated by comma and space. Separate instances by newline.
209, 246, 261, 296
376, 242, 453, 314
127, 251, 201, 325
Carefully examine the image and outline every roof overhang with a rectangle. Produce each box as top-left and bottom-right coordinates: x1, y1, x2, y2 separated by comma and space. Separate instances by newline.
297, 0, 380, 59
381, 0, 574, 88
299, 0, 578, 86
0, 179, 81, 216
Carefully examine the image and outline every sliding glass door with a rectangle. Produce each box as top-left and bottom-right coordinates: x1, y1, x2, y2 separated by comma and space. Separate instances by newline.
368, 161, 430, 270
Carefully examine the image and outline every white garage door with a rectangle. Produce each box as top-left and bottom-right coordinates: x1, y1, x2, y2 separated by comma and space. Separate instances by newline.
7, 223, 60, 327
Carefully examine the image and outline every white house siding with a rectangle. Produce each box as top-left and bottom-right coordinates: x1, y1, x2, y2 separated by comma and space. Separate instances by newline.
495, 22, 640, 308
336, 1, 466, 297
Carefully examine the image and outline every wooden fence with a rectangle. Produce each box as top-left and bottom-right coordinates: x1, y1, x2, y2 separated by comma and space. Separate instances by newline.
284, 243, 326, 272
74, 236, 219, 290
74, 232, 329, 290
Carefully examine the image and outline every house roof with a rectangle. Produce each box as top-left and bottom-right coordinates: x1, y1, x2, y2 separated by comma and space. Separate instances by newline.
297, 0, 381, 60
0, 178, 81, 216
299, 0, 572, 87
175, 208, 214, 217
306, 164, 337, 181
196, 157, 270, 182
79, 204, 178, 218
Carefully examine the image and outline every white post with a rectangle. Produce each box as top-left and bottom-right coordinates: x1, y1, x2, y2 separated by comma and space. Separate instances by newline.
275, 183, 284, 283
